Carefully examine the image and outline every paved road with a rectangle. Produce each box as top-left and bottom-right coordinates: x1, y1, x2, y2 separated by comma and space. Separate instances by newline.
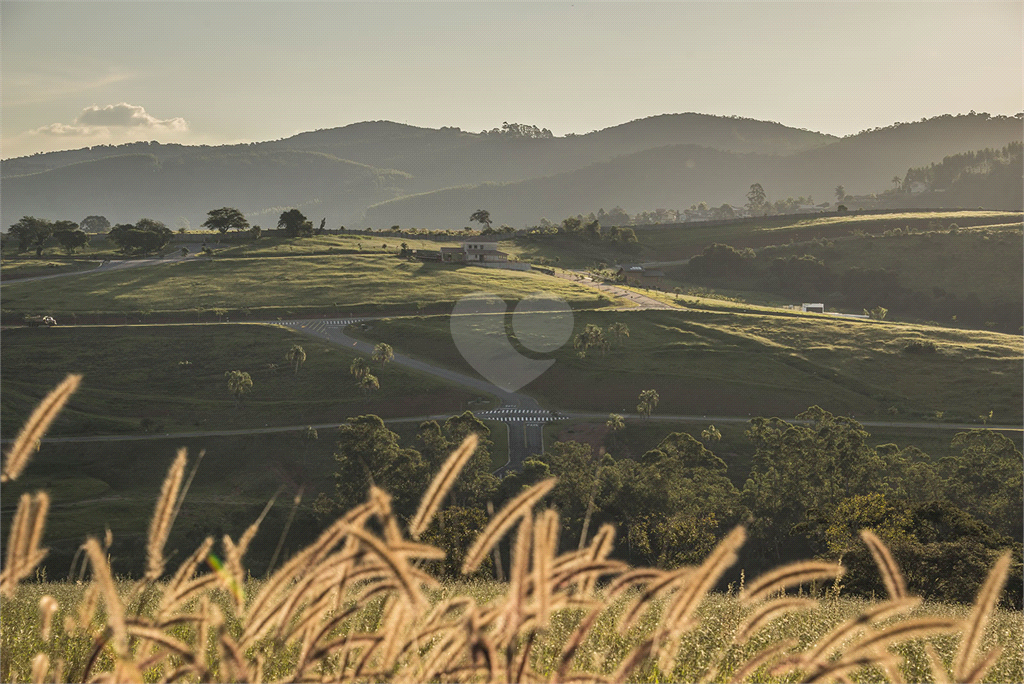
3, 252, 210, 285
554, 270, 680, 310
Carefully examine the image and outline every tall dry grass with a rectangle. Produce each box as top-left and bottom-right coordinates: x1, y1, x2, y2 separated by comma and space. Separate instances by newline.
1, 375, 1018, 683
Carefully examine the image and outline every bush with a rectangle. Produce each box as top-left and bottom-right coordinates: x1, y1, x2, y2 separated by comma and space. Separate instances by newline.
903, 340, 938, 354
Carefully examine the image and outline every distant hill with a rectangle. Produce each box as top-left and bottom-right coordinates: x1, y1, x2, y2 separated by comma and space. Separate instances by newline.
1, 112, 1020, 232
365, 114, 1024, 229
1, 149, 412, 229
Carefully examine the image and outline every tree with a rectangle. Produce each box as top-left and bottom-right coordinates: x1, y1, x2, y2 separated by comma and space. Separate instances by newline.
637, 389, 659, 419
224, 370, 253, 407
606, 414, 626, 432
573, 324, 607, 359
359, 373, 380, 396
316, 218, 327, 235
278, 209, 313, 238
700, 425, 722, 445
469, 210, 492, 231
746, 183, 767, 212
8, 216, 53, 255
892, 176, 903, 192
285, 345, 307, 374
372, 343, 394, 368
607, 322, 630, 346
107, 219, 173, 256
835, 185, 846, 202
53, 221, 90, 255
79, 215, 110, 233
202, 207, 250, 234
350, 357, 371, 381
250, 225, 262, 240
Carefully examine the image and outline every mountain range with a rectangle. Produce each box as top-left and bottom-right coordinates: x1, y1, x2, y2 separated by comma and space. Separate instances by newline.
2, 112, 1021, 232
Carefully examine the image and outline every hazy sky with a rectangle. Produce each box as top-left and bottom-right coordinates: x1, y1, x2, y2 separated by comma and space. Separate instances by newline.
2, 1, 1021, 158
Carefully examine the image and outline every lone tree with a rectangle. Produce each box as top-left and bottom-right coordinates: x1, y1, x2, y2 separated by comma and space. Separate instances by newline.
835, 185, 846, 202
372, 343, 394, 368
470, 209, 492, 231
359, 373, 380, 396
607, 322, 630, 346
606, 414, 626, 432
225, 370, 253, 407
202, 207, 250, 234
746, 183, 767, 212
285, 345, 307, 374
278, 209, 313, 238
637, 389, 659, 420
350, 357, 371, 381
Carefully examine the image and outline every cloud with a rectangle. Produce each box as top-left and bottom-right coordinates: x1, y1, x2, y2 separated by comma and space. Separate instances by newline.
76, 103, 188, 131
31, 103, 188, 137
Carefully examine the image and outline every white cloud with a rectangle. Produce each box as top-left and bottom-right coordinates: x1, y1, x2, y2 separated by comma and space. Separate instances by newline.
30, 103, 188, 137
76, 102, 188, 130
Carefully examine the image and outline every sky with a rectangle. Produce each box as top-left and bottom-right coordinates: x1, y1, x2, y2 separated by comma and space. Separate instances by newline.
2, 1, 1022, 159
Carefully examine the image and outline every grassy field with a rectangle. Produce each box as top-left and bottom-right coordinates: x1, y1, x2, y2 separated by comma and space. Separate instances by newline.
0, 258, 102, 280
354, 309, 1022, 422
0, 324, 484, 437
510, 210, 1021, 267
0, 254, 613, 318
2, 573, 1021, 683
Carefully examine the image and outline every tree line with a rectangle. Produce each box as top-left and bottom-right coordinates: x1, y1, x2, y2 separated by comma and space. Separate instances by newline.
310, 406, 1021, 606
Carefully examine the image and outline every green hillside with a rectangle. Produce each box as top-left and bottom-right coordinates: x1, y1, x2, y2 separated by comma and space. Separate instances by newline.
355, 309, 1022, 423
0, 253, 613, 318
0, 324, 482, 437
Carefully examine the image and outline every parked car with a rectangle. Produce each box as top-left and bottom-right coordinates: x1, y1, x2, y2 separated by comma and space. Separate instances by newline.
24, 315, 57, 327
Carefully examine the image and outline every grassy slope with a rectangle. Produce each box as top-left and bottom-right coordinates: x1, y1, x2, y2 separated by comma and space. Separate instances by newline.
355, 309, 1022, 422
0, 253, 612, 316
509, 210, 1021, 267
750, 226, 1024, 302
0, 324, 483, 436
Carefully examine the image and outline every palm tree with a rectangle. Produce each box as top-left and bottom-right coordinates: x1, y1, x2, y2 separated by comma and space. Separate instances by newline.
606, 414, 626, 432
636, 389, 659, 420
359, 373, 380, 397
224, 370, 253, 408
350, 357, 371, 381
285, 345, 307, 374
834, 185, 846, 202
891, 176, 902, 192
701, 425, 722, 444
372, 343, 394, 368
608, 322, 630, 346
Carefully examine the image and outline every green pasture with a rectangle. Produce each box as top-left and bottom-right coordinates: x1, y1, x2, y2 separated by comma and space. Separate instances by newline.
0, 258, 102, 280
511, 210, 1021, 267
0, 324, 480, 437
0, 253, 613, 317
356, 309, 1022, 422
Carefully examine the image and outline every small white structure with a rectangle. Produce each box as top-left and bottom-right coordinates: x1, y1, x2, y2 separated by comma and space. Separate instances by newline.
802, 303, 825, 313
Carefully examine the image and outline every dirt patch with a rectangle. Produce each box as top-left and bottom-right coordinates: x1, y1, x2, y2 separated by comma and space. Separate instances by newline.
556, 422, 609, 455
